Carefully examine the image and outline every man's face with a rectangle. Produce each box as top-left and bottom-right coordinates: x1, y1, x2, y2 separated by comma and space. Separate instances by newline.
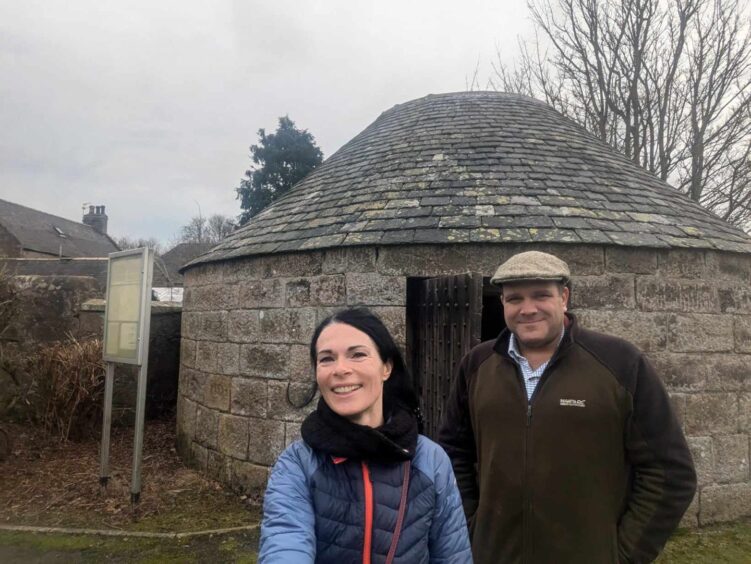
501, 281, 569, 352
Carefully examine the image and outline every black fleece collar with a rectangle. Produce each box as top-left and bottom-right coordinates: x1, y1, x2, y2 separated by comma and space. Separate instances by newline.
301, 397, 418, 463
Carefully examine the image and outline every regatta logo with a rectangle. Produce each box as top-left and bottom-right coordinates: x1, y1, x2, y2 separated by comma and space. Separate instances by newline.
560, 399, 586, 408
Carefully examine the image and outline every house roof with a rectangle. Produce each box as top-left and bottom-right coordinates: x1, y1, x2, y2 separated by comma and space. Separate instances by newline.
0, 198, 119, 257
154, 242, 215, 286
187, 92, 751, 270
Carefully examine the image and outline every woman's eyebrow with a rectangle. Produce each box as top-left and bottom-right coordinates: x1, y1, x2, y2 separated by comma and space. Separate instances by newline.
317, 345, 369, 356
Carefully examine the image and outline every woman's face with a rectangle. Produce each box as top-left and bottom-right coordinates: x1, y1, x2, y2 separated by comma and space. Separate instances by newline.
315, 322, 392, 428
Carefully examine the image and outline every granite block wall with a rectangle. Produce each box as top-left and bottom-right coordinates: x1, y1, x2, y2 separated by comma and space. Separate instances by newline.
177, 244, 750, 524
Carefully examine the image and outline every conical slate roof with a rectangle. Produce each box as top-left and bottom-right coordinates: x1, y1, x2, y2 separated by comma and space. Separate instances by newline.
189, 92, 751, 268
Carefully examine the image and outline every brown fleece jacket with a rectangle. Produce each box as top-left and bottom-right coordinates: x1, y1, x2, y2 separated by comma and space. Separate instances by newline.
438, 314, 696, 564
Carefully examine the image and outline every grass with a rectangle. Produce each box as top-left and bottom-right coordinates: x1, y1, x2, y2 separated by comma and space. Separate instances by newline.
128, 489, 261, 534
657, 520, 751, 563
0, 418, 747, 562
0, 520, 748, 563
0, 530, 258, 563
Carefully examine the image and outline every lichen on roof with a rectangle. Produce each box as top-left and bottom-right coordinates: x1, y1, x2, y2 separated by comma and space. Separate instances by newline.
187, 92, 751, 270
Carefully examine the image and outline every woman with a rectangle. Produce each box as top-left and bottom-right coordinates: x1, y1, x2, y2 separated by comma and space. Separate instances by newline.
260, 308, 472, 563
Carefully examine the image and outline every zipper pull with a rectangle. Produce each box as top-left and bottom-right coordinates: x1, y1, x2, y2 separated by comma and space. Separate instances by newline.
527, 404, 532, 426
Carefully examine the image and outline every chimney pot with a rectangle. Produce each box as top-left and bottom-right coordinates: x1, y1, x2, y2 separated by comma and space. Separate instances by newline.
83, 203, 108, 235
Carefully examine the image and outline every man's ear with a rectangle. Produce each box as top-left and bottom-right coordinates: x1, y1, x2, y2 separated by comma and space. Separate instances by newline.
562, 286, 570, 310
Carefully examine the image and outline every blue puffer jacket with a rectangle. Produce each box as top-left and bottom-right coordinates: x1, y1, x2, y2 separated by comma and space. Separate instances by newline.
260, 435, 472, 563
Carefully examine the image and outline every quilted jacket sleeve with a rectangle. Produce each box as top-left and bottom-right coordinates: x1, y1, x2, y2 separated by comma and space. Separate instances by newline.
427, 441, 473, 563
259, 442, 317, 564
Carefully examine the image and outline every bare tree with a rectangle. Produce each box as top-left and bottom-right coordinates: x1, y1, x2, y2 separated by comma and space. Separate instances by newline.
176, 214, 236, 245
491, 0, 751, 229
206, 214, 237, 241
114, 236, 163, 255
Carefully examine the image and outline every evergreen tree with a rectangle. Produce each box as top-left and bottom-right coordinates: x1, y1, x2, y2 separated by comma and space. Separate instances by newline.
236, 116, 323, 223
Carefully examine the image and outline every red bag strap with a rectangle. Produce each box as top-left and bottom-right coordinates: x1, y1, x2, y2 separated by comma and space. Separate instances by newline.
385, 460, 411, 564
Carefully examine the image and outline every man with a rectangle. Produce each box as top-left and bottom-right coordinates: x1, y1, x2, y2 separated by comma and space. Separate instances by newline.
438, 251, 696, 564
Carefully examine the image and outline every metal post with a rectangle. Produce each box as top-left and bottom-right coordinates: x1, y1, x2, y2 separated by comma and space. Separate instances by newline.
99, 362, 115, 488
130, 357, 149, 503
130, 249, 154, 505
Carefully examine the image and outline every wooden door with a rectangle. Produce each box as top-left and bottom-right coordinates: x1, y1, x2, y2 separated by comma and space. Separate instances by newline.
411, 273, 482, 438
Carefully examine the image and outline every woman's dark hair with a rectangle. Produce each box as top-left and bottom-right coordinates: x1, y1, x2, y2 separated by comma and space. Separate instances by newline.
309, 307, 420, 414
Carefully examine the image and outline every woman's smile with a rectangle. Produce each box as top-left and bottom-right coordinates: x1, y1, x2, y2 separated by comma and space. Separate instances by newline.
331, 384, 363, 395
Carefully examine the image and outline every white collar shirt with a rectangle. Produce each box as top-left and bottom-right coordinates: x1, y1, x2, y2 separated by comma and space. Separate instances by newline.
507, 327, 566, 400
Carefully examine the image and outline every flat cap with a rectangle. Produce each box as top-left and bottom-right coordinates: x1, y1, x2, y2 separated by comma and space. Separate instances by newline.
490, 251, 570, 286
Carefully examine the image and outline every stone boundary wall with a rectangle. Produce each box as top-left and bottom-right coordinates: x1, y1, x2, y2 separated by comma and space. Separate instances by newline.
0, 280, 182, 424
1, 274, 101, 346
1, 274, 101, 421
177, 244, 750, 524
0, 258, 109, 291
80, 300, 183, 420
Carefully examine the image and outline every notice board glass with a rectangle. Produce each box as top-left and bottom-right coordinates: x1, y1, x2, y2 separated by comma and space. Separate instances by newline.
103, 248, 152, 364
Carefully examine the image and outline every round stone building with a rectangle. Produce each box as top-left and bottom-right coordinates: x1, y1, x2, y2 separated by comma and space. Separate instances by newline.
178, 92, 751, 526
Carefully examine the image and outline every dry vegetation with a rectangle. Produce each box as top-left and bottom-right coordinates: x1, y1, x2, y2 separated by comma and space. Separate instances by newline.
0, 418, 258, 532
1, 267, 105, 441
0, 268, 258, 540
0, 265, 19, 386
0, 266, 19, 461
2, 335, 109, 442
21, 337, 106, 441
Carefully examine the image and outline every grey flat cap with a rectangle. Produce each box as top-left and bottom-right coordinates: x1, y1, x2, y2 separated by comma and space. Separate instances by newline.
490, 251, 570, 286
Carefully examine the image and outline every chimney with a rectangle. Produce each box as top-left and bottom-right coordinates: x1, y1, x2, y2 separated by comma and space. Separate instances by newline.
83, 204, 108, 235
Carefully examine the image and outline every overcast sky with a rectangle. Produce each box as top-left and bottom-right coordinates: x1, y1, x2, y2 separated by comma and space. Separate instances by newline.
0, 0, 531, 246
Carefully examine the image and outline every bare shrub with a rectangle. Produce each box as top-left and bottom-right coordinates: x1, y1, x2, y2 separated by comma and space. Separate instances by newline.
0, 270, 106, 440
23, 337, 106, 441
0, 266, 15, 338
0, 266, 23, 417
